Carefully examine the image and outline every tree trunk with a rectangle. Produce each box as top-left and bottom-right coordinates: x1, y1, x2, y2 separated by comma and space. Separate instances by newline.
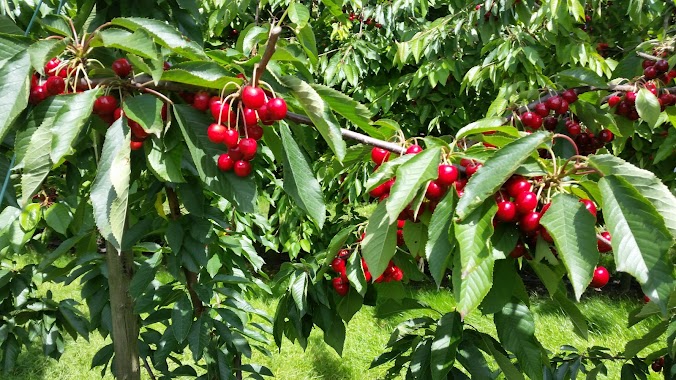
106, 241, 141, 380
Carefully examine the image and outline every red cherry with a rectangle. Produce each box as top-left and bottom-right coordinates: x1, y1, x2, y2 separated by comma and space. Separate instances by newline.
93, 95, 118, 115
267, 98, 288, 120
193, 91, 211, 112
607, 95, 621, 108
371, 148, 391, 164
540, 227, 554, 243
45, 75, 65, 95
465, 162, 482, 177
242, 108, 258, 126
247, 125, 264, 140
520, 111, 543, 129
540, 202, 551, 215
555, 99, 569, 115
561, 89, 578, 104
207, 123, 228, 144
179, 92, 195, 104
579, 199, 597, 218
545, 96, 563, 111
406, 144, 423, 154
543, 116, 558, 131
509, 241, 526, 258
111, 58, 132, 77
257, 103, 275, 125
217, 154, 235, 171
597, 231, 612, 253
642, 60, 655, 69
161, 104, 168, 121
624, 92, 637, 104
130, 140, 144, 150
425, 181, 446, 201
599, 129, 614, 143
533, 103, 549, 117
505, 176, 531, 198
222, 129, 239, 149
163, 61, 171, 70
519, 211, 542, 232
390, 267, 404, 281
437, 164, 459, 186
397, 220, 406, 229
651, 360, 663, 373
128, 120, 148, 140
338, 249, 351, 259
241, 86, 266, 109
643, 294, 651, 303
238, 138, 257, 160
44, 57, 61, 75
332, 277, 349, 296
369, 182, 389, 198
113, 108, 123, 121
566, 122, 581, 136
29, 84, 48, 104
233, 160, 252, 177
331, 257, 346, 273
396, 229, 404, 246
644, 66, 658, 79
496, 200, 517, 222
515, 191, 538, 214
590, 266, 609, 288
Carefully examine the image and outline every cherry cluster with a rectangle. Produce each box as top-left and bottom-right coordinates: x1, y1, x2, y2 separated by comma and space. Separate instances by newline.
347, 12, 382, 28
29, 58, 69, 104
184, 85, 287, 177
651, 356, 665, 373
495, 175, 611, 288
330, 248, 403, 296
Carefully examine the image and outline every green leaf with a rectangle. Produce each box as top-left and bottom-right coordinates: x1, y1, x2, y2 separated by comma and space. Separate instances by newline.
362, 201, 398, 279
588, 154, 676, 239
453, 199, 497, 318
111, 17, 208, 61
635, 88, 661, 129
456, 340, 493, 379
297, 24, 318, 65
3, 334, 20, 373
456, 131, 550, 220
172, 293, 193, 343
20, 203, 41, 231
188, 315, 210, 361
552, 286, 589, 340
430, 311, 463, 380
44, 203, 72, 235
324, 226, 355, 266
122, 94, 163, 136
21, 120, 54, 206
161, 62, 241, 89
95, 28, 159, 60
279, 76, 346, 161
290, 272, 308, 317
58, 301, 90, 340
236, 25, 268, 56
336, 287, 363, 322
309, 83, 373, 132
145, 135, 186, 183
494, 301, 546, 380
365, 154, 413, 192
408, 338, 432, 379
289, 2, 310, 28
174, 104, 256, 213
623, 320, 669, 358
556, 68, 607, 87
129, 252, 161, 298
471, 331, 525, 380
49, 90, 100, 164
90, 119, 131, 250
425, 190, 457, 287
386, 147, 441, 223
539, 193, 599, 300
279, 123, 326, 229
481, 259, 526, 314
0, 49, 30, 142
403, 221, 426, 258
28, 39, 68, 76
346, 250, 367, 296
456, 117, 514, 140
598, 175, 675, 315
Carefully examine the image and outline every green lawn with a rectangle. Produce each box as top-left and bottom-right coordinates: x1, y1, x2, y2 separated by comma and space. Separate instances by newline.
5, 269, 663, 380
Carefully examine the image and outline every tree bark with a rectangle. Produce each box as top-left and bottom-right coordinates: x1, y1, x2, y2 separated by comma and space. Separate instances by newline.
106, 240, 141, 380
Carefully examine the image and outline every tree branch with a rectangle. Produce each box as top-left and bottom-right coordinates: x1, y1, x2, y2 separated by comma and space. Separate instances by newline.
253, 26, 282, 88
636, 51, 660, 61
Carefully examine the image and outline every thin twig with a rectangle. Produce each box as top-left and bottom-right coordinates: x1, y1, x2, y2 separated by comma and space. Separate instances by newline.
636, 51, 660, 61
253, 26, 282, 88
142, 356, 157, 380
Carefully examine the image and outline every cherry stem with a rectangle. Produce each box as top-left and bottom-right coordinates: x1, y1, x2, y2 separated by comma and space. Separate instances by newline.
553, 133, 580, 156
596, 233, 611, 247
253, 26, 282, 88
67, 18, 80, 47
137, 86, 174, 105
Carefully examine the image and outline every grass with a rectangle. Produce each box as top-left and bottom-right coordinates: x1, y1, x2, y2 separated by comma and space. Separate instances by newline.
4, 259, 664, 380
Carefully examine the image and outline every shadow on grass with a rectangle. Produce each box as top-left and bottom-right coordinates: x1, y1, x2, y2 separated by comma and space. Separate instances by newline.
5, 345, 48, 380
309, 335, 353, 380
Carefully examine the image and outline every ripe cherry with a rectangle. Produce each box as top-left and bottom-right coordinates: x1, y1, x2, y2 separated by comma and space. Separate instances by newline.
520, 111, 543, 129
371, 148, 390, 164
396, 229, 405, 246
193, 91, 211, 112
644, 66, 658, 79
654, 59, 669, 73
44, 57, 61, 75
579, 199, 597, 218
369, 182, 389, 198
533, 103, 549, 117
242, 107, 258, 126
437, 164, 459, 186
331, 258, 346, 273
496, 200, 517, 222
390, 267, 404, 281
113, 108, 123, 121
543, 116, 558, 131
128, 120, 148, 140
241, 86, 266, 109
590, 266, 609, 288
267, 98, 288, 120
607, 95, 621, 108
519, 211, 542, 232
161, 104, 168, 121
29, 85, 48, 104
624, 92, 637, 104
555, 99, 569, 115
509, 241, 526, 258
506, 176, 531, 198
222, 129, 239, 149
207, 123, 228, 144
130, 140, 144, 150
247, 125, 264, 140
566, 122, 581, 136
599, 129, 614, 143
540, 227, 554, 243
257, 103, 275, 125
545, 96, 563, 111
217, 154, 235, 171
233, 160, 252, 177
425, 181, 446, 201
651, 359, 663, 373
238, 138, 258, 160
94, 95, 118, 115
515, 191, 538, 214
561, 89, 578, 104
112, 58, 132, 77
332, 277, 349, 296
642, 60, 655, 69
45, 75, 65, 95
597, 231, 612, 253
406, 144, 423, 154
465, 162, 482, 177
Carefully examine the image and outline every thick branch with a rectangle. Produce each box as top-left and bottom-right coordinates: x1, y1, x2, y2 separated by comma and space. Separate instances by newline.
636, 51, 660, 61
253, 26, 282, 88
